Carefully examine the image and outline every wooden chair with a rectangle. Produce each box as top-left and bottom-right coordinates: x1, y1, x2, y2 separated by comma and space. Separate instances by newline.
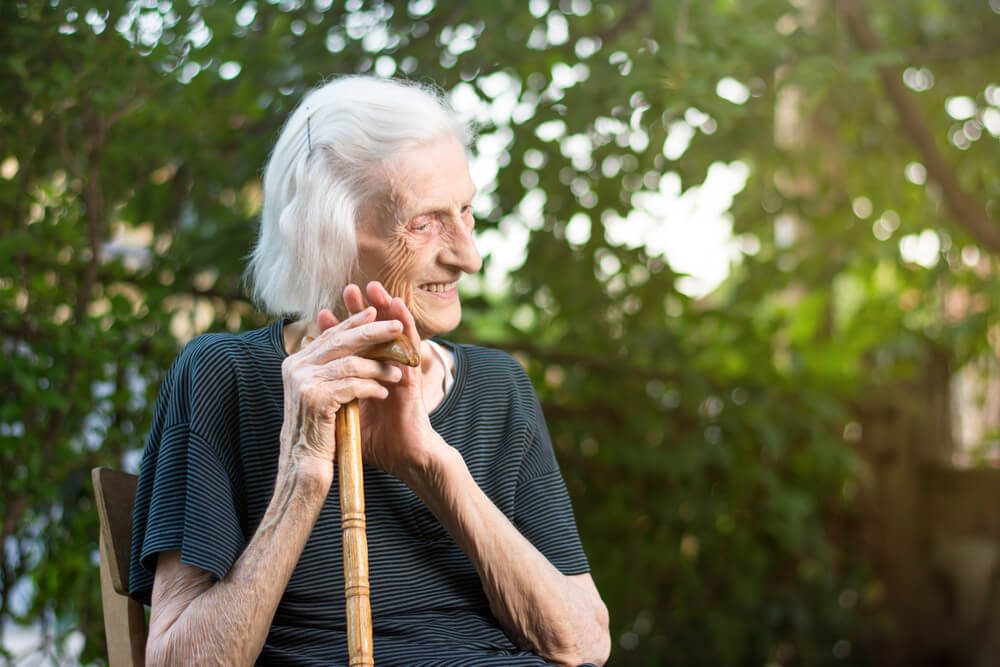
92, 467, 146, 667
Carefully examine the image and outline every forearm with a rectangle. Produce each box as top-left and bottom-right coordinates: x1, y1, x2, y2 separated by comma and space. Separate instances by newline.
405, 444, 610, 666
147, 464, 331, 667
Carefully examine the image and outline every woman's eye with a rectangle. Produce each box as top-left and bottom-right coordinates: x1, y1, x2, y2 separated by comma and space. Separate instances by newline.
410, 218, 434, 232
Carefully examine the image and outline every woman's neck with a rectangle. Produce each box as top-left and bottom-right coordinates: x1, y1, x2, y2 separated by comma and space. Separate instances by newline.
420, 339, 453, 412
282, 319, 318, 356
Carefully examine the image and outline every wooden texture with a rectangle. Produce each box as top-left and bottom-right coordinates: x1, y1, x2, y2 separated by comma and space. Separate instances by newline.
92, 467, 146, 667
337, 401, 374, 666
358, 337, 420, 367
337, 334, 420, 666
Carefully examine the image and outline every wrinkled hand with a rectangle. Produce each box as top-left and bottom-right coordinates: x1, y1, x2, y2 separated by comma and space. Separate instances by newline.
342, 282, 442, 481
278, 306, 404, 481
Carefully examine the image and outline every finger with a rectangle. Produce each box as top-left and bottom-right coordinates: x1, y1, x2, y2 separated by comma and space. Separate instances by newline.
302, 378, 391, 416
307, 319, 404, 363
328, 378, 391, 404
389, 296, 420, 348
316, 357, 403, 384
299, 308, 376, 358
294, 308, 364, 357
317, 308, 338, 333
343, 283, 367, 316
334, 306, 376, 331
366, 281, 393, 313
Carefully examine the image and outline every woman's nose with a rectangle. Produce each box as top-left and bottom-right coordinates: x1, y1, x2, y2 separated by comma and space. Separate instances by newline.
445, 217, 482, 274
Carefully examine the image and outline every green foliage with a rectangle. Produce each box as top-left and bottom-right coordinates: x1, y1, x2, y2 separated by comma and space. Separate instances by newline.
1, 0, 997, 664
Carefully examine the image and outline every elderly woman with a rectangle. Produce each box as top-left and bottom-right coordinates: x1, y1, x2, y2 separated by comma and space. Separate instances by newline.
129, 76, 610, 666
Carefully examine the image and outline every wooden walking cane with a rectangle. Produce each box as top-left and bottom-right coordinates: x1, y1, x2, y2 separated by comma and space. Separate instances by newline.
335, 336, 420, 666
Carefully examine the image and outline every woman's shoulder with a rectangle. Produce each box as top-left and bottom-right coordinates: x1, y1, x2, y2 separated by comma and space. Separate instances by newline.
175, 321, 282, 368
164, 320, 284, 395
149, 321, 283, 433
444, 342, 536, 402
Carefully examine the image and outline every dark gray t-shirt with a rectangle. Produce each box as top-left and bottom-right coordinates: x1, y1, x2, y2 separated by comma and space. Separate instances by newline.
129, 319, 589, 665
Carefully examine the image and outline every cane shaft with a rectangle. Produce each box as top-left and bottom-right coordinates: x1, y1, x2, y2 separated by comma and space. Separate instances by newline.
334, 334, 420, 666
336, 400, 373, 666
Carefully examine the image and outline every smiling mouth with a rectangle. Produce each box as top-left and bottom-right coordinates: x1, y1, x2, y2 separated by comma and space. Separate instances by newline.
419, 282, 457, 293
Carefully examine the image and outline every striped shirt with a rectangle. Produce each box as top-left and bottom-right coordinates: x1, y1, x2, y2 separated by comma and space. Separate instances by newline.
129, 319, 590, 665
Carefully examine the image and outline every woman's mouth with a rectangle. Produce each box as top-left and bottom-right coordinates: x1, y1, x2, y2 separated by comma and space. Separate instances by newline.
419, 281, 457, 293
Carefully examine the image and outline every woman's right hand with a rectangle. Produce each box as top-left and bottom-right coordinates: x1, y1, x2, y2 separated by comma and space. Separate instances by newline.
277, 306, 404, 485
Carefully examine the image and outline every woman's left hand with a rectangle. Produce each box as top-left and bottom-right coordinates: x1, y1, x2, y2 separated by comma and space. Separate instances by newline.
340, 281, 444, 481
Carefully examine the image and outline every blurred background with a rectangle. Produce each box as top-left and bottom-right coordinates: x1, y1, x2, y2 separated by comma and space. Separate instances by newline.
1, 0, 998, 665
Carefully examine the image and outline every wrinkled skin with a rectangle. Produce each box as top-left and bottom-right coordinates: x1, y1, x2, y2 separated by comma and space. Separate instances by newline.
353, 135, 481, 341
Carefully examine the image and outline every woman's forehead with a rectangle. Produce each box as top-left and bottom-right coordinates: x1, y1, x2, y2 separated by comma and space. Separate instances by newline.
386, 138, 475, 214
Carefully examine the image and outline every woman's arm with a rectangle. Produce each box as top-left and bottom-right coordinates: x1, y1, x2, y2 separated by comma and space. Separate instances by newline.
146, 465, 329, 666
144, 309, 404, 666
347, 282, 611, 665
403, 443, 612, 667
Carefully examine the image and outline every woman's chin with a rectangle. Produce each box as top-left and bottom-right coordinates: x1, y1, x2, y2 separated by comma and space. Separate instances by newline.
414, 305, 462, 340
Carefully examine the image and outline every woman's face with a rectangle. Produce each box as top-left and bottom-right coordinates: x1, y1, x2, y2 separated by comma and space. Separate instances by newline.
354, 136, 481, 339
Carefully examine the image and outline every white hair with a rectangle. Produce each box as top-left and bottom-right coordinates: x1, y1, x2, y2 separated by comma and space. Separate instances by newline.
246, 75, 470, 321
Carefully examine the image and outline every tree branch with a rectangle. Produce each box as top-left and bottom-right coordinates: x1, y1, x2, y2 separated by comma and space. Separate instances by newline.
837, 0, 1000, 254
596, 0, 652, 45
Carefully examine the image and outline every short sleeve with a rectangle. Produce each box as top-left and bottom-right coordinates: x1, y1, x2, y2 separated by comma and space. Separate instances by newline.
129, 336, 248, 605
513, 396, 590, 576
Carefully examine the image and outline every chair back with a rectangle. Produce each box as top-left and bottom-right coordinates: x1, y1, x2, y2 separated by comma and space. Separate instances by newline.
92, 467, 146, 667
